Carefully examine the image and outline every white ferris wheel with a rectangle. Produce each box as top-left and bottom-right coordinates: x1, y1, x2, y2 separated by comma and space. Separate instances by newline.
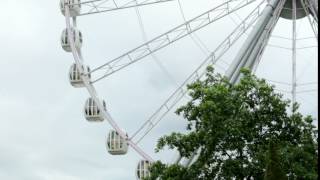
59, 0, 318, 179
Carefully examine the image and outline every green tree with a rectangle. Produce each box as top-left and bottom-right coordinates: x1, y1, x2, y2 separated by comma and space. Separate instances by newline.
145, 67, 318, 180
264, 141, 286, 180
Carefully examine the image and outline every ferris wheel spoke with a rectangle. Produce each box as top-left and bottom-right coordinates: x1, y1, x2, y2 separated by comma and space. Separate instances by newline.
300, 0, 318, 41
130, 0, 266, 144
88, 0, 260, 83
177, 0, 211, 55
75, 0, 175, 16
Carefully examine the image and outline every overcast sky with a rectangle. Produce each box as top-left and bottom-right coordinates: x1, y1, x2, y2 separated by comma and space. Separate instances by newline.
0, 0, 318, 179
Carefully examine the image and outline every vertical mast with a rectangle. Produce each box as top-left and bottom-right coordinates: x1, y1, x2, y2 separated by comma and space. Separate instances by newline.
292, 0, 297, 111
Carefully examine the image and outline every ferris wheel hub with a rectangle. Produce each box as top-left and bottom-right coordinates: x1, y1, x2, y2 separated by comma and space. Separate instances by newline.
280, 0, 307, 19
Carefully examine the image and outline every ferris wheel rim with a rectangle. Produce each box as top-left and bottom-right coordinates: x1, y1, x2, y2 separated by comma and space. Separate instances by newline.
63, 4, 154, 162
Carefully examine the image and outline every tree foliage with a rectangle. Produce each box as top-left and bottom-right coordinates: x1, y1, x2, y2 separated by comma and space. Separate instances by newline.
145, 67, 318, 180
264, 141, 287, 180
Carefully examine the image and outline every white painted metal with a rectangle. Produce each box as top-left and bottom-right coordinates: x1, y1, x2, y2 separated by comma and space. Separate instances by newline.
61, 0, 318, 177
77, 0, 175, 16
227, 0, 281, 84
61, 28, 83, 52
136, 160, 151, 180
130, 0, 267, 145
84, 97, 106, 122
252, 0, 287, 73
69, 63, 91, 87
307, 0, 318, 21
60, 0, 81, 17
64, 5, 154, 162
185, 0, 285, 167
106, 130, 129, 155
300, 0, 318, 40
292, 0, 297, 109
87, 0, 258, 83
243, 0, 286, 79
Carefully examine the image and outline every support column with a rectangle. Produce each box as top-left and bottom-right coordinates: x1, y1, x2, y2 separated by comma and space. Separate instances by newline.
292, 0, 297, 110
183, 0, 284, 167
308, 0, 318, 21
236, 0, 285, 83
226, 0, 281, 84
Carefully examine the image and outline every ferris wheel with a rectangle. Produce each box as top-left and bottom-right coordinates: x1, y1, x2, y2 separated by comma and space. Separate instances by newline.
59, 0, 318, 179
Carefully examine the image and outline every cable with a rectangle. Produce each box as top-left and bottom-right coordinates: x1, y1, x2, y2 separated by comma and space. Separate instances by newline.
296, 49, 318, 81
177, 0, 211, 55
296, 89, 318, 93
227, 4, 249, 36
134, 1, 178, 85
297, 36, 317, 40
265, 79, 292, 86
271, 34, 292, 40
267, 44, 292, 50
297, 82, 318, 86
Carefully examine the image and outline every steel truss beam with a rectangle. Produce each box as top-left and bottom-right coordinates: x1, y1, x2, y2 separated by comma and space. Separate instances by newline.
88, 0, 258, 83
130, 0, 267, 144
76, 0, 175, 16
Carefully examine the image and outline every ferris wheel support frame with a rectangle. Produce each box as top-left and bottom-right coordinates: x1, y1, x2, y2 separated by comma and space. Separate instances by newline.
181, 0, 286, 167
300, 0, 318, 40
235, 0, 285, 83
130, 0, 269, 144
64, 5, 154, 162
62, 0, 261, 167
306, 0, 318, 21
61, 0, 318, 176
86, 0, 259, 82
226, 0, 283, 84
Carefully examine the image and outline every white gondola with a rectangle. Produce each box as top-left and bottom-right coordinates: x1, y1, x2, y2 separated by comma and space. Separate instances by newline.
136, 160, 151, 180
69, 63, 91, 87
60, 0, 81, 17
106, 130, 129, 155
84, 98, 106, 122
61, 28, 83, 52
